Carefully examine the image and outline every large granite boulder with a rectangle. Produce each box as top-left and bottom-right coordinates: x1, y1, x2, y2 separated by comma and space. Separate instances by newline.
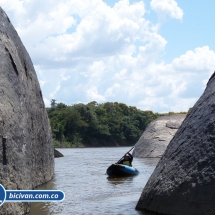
136, 71, 215, 215
133, 114, 186, 158
0, 7, 54, 214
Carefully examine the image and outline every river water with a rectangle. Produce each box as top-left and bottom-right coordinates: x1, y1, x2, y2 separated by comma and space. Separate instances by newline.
30, 147, 159, 215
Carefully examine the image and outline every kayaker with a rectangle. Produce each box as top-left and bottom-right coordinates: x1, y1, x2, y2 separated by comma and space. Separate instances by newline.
118, 152, 133, 166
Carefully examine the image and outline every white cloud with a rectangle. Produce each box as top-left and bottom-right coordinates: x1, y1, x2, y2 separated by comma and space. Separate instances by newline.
50, 83, 61, 99
138, 97, 169, 111
87, 86, 106, 102
60, 73, 70, 81
172, 46, 215, 72
43, 97, 51, 107
137, 33, 167, 66
1, 0, 215, 113
105, 83, 121, 97
88, 61, 106, 80
169, 98, 197, 112
39, 80, 46, 87
150, 0, 184, 20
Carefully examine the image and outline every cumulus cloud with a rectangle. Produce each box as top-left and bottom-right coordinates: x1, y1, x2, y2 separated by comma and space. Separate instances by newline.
1, 0, 215, 113
2, 0, 149, 67
150, 0, 184, 20
172, 46, 215, 72
87, 86, 106, 102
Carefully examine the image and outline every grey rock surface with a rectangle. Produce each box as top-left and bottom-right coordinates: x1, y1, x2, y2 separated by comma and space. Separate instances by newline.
136, 71, 215, 215
133, 114, 186, 158
0, 7, 54, 214
54, 149, 64, 158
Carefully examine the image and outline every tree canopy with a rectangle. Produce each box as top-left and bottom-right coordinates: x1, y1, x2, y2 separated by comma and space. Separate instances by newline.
46, 101, 177, 148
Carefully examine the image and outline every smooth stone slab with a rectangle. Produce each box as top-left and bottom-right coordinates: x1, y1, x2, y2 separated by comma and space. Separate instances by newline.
133, 114, 186, 158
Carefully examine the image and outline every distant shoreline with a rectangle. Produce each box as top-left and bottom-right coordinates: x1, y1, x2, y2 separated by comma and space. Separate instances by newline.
55, 145, 133, 149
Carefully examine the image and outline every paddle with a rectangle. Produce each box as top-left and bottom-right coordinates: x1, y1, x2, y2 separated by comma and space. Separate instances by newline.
105, 146, 135, 175
115, 146, 135, 164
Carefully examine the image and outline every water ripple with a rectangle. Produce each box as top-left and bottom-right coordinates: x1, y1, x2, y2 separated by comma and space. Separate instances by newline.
31, 147, 159, 215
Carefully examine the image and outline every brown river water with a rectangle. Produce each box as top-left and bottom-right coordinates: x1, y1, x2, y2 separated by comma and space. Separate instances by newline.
30, 147, 159, 215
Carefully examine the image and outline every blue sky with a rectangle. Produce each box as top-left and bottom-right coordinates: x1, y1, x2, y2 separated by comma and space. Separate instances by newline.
159, 0, 215, 62
1, 0, 215, 113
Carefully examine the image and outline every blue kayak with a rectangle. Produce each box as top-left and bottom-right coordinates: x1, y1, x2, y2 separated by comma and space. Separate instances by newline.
106, 164, 139, 177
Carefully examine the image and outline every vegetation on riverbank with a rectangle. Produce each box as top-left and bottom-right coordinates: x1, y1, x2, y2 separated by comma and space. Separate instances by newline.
47, 100, 157, 147
47, 100, 187, 148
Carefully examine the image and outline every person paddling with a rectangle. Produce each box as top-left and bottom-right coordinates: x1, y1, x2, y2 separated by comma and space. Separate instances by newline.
118, 152, 133, 166
106, 147, 139, 177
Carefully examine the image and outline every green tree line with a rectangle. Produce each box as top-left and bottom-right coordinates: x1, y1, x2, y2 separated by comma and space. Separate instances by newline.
47, 100, 163, 148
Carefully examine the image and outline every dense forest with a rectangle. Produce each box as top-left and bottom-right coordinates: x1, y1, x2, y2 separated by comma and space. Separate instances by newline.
47, 100, 186, 148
